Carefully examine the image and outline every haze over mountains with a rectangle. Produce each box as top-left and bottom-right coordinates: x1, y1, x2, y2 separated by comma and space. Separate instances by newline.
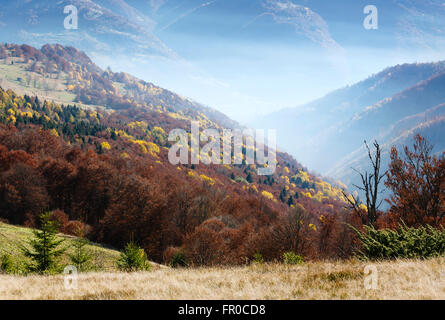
253, 61, 445, 191
2, 0, 445, 121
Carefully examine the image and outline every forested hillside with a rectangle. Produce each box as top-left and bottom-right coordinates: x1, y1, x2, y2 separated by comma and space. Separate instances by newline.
0, 44, 356, 265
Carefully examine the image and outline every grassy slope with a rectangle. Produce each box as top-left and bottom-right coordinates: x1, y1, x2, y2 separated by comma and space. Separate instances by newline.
0, 59, 75, 103
0, 58, 102, 110
0, 257, 444, 300
0, 222, 121, 272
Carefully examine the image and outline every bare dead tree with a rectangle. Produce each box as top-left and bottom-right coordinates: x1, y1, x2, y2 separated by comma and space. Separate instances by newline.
342, 140, 387, 226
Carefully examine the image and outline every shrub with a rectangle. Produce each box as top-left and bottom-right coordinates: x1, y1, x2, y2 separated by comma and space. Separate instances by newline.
0, 254, 14, 274
261, 191, 275, 201
183, 225, 226, 266
64, 220, 90, 237
235, 176, 249, 184
252, 252, 264, 264
283, 252, 304, 265
0, 253, 28, 275
352, 223, 445, 260
49, 210, 69, 231
170, 250, 188, 268
117, 242, 150, 272
68, 229, 93, 272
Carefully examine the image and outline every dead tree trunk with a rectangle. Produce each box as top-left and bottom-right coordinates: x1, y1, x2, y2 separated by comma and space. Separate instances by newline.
342, 140, 387, 227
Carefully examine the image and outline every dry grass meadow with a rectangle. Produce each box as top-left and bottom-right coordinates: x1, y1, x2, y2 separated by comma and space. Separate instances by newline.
0, 258, 444, 300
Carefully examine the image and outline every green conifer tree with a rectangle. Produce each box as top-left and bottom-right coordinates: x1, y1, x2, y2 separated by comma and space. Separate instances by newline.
22, 212, 66, 274
117, 242, 150, 272
69, 229, 92, 272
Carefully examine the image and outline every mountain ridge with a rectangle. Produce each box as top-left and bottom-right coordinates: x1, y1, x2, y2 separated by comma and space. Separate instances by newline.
252, 59, 445, 192
0, 43, 239, 130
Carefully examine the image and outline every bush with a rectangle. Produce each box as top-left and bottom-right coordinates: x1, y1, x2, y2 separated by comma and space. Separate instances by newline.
0, 254, 14, 274
68, 230, 93, 272
117, 242, 151, 272
252, 252, 264, 264
170, 250, 188, 268
49, 210, 69, 232
64, 220, 90, 237
283, 252, 304, 265
235, 176, 249, 184
352, 223, 445, 260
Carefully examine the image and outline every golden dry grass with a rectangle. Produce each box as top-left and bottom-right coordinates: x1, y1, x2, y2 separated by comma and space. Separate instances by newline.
1, 258, 444, 300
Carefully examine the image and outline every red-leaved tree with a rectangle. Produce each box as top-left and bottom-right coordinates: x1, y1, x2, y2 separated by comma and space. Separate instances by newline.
385, 134, 445, 227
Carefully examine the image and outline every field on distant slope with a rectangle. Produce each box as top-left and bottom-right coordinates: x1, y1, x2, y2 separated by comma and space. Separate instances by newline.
0, 59, 75, 104
0, 58, 105, 111
0, 258, 444, 300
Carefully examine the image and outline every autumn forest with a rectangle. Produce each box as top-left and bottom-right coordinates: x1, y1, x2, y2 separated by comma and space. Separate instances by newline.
0, 43, 443, 270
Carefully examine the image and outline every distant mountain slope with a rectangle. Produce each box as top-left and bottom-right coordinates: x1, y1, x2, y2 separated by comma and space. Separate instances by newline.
335, 71, 445, 146
0, 43, 238, 130
0, 0, 173, 59
254, 61, 445, 169
3, 0, 445, 57
253, 61, 445, 190
328, 103, 445, 186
